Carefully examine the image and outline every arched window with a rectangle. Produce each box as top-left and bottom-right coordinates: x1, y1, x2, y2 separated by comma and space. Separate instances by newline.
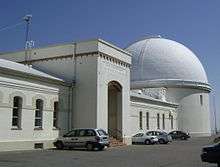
162, 114, 165, 130
171, 115, 174, 130
35, 99, 43, 128
139, 111, 143, 130
12, 96, 22, 128
53, 101, 58, 128
146, 112, 149, 130
157, 113, 160, 129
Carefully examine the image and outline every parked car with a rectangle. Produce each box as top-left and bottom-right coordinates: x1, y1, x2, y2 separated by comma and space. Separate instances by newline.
201, 142, 220, 167
132, 132, 158, 145
169, 130, 190, 140
146, 131, 172, 144
53, 128, 109, 151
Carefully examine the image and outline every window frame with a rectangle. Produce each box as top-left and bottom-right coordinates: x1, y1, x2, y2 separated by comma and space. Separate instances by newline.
34, 99, 43, 129
12, 96, 22, 129
162, 114, 165, 130
157, 113, 160, 129
53, 101, 59, 128
146, 112, 149, 130
139, 111, 143, 130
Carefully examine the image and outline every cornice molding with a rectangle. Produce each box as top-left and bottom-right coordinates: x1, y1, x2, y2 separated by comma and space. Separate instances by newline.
130, 101, 178, 111
0, 79, 59, 95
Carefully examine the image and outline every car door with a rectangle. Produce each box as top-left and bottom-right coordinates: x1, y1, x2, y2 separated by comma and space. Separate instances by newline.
68, 129, 80, 147
83, 129, 96, 146
146, 131, 156, 140
132, 133, 144, 143
62, 130, 77, 147
73, 129, 86, 147
152, 131, 157, 137
156, 131, 162, 139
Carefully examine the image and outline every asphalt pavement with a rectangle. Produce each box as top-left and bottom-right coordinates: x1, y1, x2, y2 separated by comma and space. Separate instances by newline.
0, 137, 218, 167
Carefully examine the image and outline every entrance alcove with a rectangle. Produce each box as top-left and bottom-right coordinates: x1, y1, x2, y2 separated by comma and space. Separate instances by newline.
108, 81, 122, 139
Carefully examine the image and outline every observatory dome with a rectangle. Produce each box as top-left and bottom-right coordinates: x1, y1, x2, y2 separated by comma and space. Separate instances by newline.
125, 37, 208, 87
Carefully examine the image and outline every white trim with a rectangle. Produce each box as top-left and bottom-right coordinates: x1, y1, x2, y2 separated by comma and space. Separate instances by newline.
131, 79, 211, 92
130, 101, 177, 112
0, 76, 59, 94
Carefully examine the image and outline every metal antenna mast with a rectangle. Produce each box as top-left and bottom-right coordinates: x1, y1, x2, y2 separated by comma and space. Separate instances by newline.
23, 14, 34, 65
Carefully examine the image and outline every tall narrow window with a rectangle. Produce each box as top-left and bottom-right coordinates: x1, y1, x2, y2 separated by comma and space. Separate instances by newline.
162, 114, 165, 130
12, 96, 22, 128
53, 101, 58, 128
35, 99, 43, 128
171, 115, 174, 129
157, 113, 160, 129
200, 95, 203, 106
139, 111, 143, 130
146, 112, 149, 130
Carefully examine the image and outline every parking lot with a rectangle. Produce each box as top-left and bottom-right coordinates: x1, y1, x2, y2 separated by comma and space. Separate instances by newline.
0, 137, 217, 167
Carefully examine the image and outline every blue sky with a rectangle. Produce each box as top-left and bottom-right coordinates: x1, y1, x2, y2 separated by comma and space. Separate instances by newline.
0, 0, 219, 130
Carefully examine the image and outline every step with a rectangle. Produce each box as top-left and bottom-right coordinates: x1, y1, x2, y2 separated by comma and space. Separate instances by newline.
109, 137, 126, 147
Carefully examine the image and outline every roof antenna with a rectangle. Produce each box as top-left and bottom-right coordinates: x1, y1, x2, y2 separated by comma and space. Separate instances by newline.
23, 14, 34, 66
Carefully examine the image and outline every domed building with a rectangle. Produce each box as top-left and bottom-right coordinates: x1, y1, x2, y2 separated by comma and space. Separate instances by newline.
126, 36, 212, 136
0, 37, 211, 151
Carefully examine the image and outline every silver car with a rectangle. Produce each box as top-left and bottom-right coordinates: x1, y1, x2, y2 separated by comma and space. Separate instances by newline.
53, 128, 109, 151
146, 131, 172, 144
132, 132, 158, 145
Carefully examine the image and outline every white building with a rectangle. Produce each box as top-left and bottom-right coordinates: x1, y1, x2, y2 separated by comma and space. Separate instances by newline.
0, 37, 211, 151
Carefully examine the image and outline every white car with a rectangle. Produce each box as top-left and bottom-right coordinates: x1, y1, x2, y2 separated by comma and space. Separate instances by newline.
132, 132, 158, 145
54, 128, 109, 151
146, 131, 172, 144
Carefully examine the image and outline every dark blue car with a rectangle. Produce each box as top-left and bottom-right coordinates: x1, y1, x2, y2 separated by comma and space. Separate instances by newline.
201, 142, 220, 167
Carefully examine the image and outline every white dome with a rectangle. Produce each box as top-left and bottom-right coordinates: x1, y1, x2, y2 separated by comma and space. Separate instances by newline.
125, 37, 208, 87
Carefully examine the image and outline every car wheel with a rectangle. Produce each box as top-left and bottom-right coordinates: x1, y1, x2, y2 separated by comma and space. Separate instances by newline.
86, 143, 94, 151
181, 136, 186, 140
144, 139, 151, 145
56, 141, 64, 150
158, 139, 165, 144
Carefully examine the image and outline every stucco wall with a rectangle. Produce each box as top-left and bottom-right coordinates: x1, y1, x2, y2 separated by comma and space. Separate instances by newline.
166, 88, 211, 136
0, 74, 69, 151
130, 101, 177, 135
96, 54, 130, 141
73, 55, 98, 128
178, 93, 211, 136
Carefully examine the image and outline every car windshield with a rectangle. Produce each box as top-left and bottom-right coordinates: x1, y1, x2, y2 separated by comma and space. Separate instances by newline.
97, 129, 108, 136
133, 133, 144, 137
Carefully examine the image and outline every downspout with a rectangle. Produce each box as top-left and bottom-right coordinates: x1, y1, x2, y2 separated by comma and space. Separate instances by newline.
67, 42, 77, 131
71, 42, 77, 129
68, 86, 71, 131
67, 82, 74, 131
